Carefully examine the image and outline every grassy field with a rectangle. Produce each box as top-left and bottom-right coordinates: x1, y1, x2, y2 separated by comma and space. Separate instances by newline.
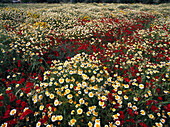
0, 3, 169, 127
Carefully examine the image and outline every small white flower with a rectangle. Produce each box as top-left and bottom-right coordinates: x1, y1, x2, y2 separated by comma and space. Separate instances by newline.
54, 99, 59, 106
115, 120, 120, 126
77, 108, 83, 115
39, 105, 44, 111
88, 92, 94, 98
139, 84, 144, 89
36, 122, 41, 127
10, 109, 16, 116
51, 115, 56, 122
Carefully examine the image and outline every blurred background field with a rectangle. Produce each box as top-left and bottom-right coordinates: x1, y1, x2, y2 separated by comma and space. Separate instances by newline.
0, 2, 169, 127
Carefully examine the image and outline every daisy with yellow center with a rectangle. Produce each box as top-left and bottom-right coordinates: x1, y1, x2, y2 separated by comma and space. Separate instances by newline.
163, 90, 168, 94
132, 105, 137, 111
1, 123, 7, 127
54, 99, 59, 106
79, 98, 85, 104
111, 108, 116, 113
148, 114, 155, 119
107, 77, 112, 82
124, 95, 128, 100
115, 120, 120, 126
95, 119, 100, 123
94, 123, 100, 127
99, 101, 105, 106
86, 111, 91, 116
49, 94, 55, 99
157, 113, 161, 117
133, 97, 138, 101
77, 83, 81, 87
140, 110, 146, 115
34, 112, 39, 116
117, 91, 122, 95
55, 115, 59, 121
45, 91, 50, 96
6, 87, 11, 91
77, 108, 83, 115
10, 109, 17, 116
58, 66, 62, 70
71, 110, 75, 115
70, 84, 74, 89
16, 84, 19, 88
66, 78, 70, 83
38, 95, 43, 100
49, 82, 53, 86
155, 122, 163, 127
82, 82, 87, 87
101, 96, 107, 101
117, 100, 122, 104
59, 78, 64, 84
88, 92, 94, 98
139, 84, 144, 89
115, 95, 120, 100
82, 74, 89, 80
93, 112, 98, 116
88, 121, 93, 127
65, 89, 70, 94
51, 115, 56, 122
58, 115, 63, 121
39, 105, 44, 111
84, 89, 88, 94
112, 113, 120, 120
67, 94, 73, 99
160, 118, 165, 123
69, 119, 76, 126
36, 122, 41, 127
128, 102, 132, 108
23, 107, 29, 112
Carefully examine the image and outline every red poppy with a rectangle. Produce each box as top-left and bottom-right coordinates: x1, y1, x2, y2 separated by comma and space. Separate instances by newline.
146, 100, 152, 105
26, 82, 34, 88
16, 99, 21, 105
18, 60, 21, 67
11, 80, 17, 84
19, 109, 33, 120
156, 88, 160, 93
21, 101, 27, 108
3, 109, 10, 119
38, 74, 42, 81
130, 118, 135, 123
8, 93, 16, 102
124, 78, 130, 83
0, 101, 3, 107
158, 97, 162, 101
151, 105, 159, 113
119, 111, 125, 119
1, 78, 5, 82
0, 95, 4, 100
139, 122, 148, 127
7, 105, 11, 110
25, 88, 31, 94
11, 118, 18, 125
46, 104, 51, 108
40, 66, 45, 72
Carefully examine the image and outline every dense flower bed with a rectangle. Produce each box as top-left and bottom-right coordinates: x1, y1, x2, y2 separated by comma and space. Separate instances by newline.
0, 3, 169, 127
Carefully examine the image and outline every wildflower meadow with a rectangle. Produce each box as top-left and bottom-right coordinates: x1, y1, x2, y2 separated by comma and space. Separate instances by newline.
0, 3, 169, 127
